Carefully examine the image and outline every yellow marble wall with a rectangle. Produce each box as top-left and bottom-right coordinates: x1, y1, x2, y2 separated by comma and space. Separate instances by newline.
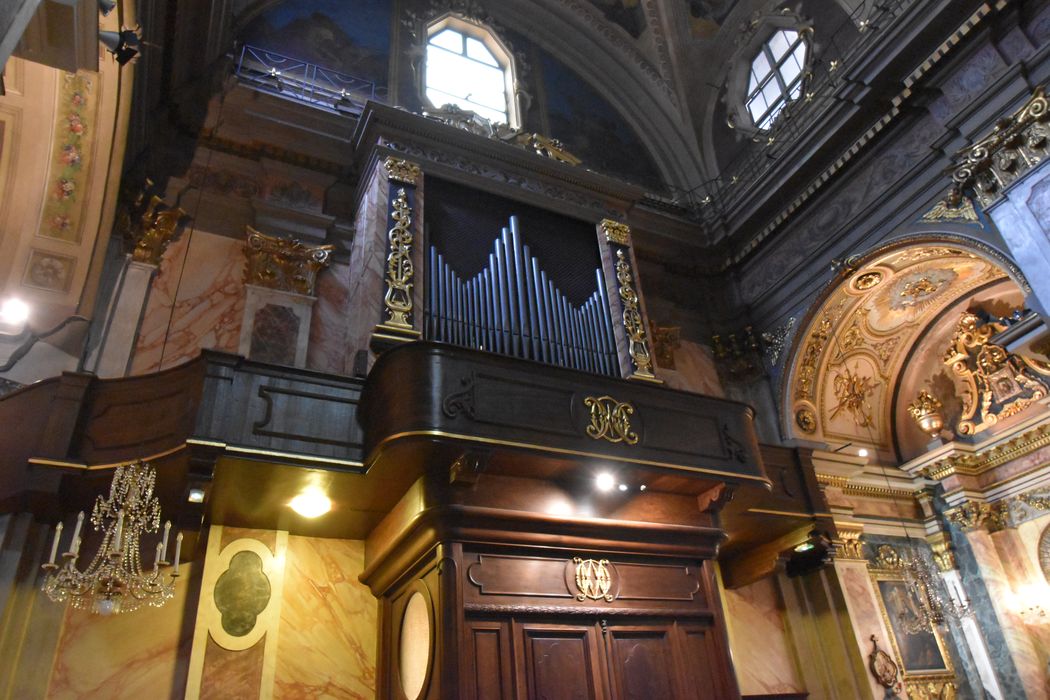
274, 536, 376, 698
45, 562, 196, 700
722, 575, 805, 695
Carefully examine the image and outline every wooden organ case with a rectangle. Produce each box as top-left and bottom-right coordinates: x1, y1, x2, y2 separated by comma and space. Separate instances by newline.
349, 105, 769, 699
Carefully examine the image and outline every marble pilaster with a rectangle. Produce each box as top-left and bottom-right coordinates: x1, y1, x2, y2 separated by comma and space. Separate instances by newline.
92, 257, 157, 378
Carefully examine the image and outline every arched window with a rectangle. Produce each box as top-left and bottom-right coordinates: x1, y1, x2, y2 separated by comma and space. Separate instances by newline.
424, 17, 517, 126
745, 29, 808, 129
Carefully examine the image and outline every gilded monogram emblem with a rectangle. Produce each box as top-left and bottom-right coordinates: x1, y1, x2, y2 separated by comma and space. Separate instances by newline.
573, 558, 613, 602
584, 396, 639, 445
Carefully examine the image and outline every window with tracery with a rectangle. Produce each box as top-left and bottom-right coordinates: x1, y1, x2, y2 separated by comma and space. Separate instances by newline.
745, 29, 808, 129
424, 19, 515, 126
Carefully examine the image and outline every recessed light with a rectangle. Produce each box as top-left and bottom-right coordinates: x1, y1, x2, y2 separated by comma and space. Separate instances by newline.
639, 484, 647, 491
618, 483, 628, 492
858, 448, 869, 458
0, 298, 29, 325
595, 472, 615, 492
290, 488, 331, 518
187, 488, 205, 503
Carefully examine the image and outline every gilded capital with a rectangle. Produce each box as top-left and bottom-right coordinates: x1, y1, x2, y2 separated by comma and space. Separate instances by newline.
601, 219, 631, 247
926, 531, 957, 573
120, 190, 187, 266
944, 500, 1009, 533
382, 157, 421, 186
243, 227, 333, 296
834, 525, 865, 561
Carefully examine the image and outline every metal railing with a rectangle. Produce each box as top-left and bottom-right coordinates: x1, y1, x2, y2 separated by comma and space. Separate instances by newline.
234, 44, 387, 114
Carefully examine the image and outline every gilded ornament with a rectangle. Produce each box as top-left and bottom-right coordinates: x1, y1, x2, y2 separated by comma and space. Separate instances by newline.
873, 544, 902, 570
649, 322, 680, 370
921, 198, 979, 224
793, 315, 832, 401
382, 157, 421, 186
944, 500, 1008, 533
868, 636, 900, 690
573, 557, 614, 602
923, 424, 1050, 480
760, 316, 795, 366
383, 188, 414, 329
513, 132, 581, 165
583, 396, 639, 445
795, 408, 817, 434
927, 532, 956, 573
949, 86, 1050, 208
907, 390, 944, 438
836, 527, 865, 561
942, 311, 1050, 435
905, 680, 957, 700
601, 219, 631, 247
614, 249, 657, 380
1019, 489, 1050, 512
243, 227, 333, 296
853, 270, 883, 291
830, 364, 879, 428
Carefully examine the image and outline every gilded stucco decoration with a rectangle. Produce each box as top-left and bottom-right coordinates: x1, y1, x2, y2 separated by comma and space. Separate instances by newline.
117, 183, 187, 266
243, 227, 334, 296
786, 245, 1011, 449
949, 85, 1050, 208
942, 311, 1050, 436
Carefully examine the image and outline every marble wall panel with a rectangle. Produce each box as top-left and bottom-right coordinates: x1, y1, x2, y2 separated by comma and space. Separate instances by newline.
274, 536, 377, 698
966, 529, 1048, 699
660, 340, 724, 397
46, 562, 196, 699
834, 560, 896, 700
722, 575, 804, 695
308, 260, 351, 374
131, 231, 245, 374
344, 169, 387, 373
997, 515, 1050, 689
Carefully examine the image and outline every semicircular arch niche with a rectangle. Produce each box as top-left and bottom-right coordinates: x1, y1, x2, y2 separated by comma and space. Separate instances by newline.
784, 239, 1027, 459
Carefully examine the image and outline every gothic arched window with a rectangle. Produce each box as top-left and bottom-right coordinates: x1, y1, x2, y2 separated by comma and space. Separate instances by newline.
424, 17, 517, 126
745, 29, 808, 129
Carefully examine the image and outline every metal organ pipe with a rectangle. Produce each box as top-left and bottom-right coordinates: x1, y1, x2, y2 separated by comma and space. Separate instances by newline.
424, 217, 619, 376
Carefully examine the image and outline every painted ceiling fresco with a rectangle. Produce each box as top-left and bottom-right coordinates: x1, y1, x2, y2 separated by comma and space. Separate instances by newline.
786, 245, 1018, 457
239, 0, 391, 85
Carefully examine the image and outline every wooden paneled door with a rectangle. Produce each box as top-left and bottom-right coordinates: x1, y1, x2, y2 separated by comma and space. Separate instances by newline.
464, 618, 732, 699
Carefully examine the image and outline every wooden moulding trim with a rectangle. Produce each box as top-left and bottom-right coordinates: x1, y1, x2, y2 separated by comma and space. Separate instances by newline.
361, 504, 726, 595
366, 429, 773, 488
462, 603, 717, 619
28, 442, 188, 471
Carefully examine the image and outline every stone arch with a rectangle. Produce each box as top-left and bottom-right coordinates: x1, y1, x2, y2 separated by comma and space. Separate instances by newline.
780, 232, 1029, 460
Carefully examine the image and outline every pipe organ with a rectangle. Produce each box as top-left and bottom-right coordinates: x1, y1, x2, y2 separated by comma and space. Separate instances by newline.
424, 216, 618, 376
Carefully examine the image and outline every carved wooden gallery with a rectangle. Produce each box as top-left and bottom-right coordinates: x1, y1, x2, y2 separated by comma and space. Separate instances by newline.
1, 1, 1050, 699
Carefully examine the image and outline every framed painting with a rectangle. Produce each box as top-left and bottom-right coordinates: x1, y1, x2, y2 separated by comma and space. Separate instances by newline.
869, 545, 957, 697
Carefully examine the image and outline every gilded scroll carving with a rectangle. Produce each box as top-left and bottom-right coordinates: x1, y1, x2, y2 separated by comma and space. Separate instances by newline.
243, 227, 333, 296
943, 311, 1050, 436
614, 249, 656, 380
382, 156, 421, 186
383, 188, 414, 329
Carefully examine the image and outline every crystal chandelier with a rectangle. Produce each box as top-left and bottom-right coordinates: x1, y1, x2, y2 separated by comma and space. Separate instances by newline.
898, 547, 970, 634
41, 460, 182, 615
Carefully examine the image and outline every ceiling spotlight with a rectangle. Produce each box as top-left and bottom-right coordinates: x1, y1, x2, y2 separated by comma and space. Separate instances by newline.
618, 483, 628, 492
98, 0, 117, 15
858, 448, 870, 458
639, 484, 647, 491
595, 472, 615, 493
794, 542, 815, 553
290, 487, 331, 518
99, 28, 141, 66
186, 488, 206, 504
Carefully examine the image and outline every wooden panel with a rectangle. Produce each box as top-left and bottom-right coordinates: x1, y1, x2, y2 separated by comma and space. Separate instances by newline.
607, 627, 677, 700
467, 554, 573, 599
465, 621, 513, 700
519, 623, 606, 700
677, 624, 736, 700
614, 562, 704, 604
360, 342, 768, 487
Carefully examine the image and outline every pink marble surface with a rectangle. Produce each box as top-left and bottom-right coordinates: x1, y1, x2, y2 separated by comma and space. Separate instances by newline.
131, 231, 245, 374
660, 340, 724, 397
835, 561, 895, 700
722, 576, 804, 695
274, 536, 376, 699
344, 170, 387, 374
968, 529, 1048, 699
47, 563, 195, 699
308, 260, 351, 374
